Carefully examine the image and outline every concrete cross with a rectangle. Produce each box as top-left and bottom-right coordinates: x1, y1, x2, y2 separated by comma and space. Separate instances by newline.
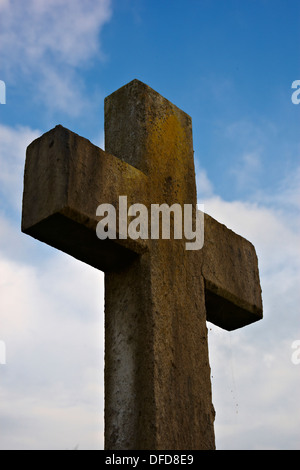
21, 80, 262, 450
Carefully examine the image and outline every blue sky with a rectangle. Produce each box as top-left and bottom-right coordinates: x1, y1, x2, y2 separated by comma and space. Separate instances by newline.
0, 0, 299, 450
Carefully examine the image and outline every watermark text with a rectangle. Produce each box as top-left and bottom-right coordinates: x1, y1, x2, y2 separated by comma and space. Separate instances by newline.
291, 340, 300, 365
0, 80, 6, 104
291, 80, 300, 104
96, 197, 204, 250
0, 340, 6, 365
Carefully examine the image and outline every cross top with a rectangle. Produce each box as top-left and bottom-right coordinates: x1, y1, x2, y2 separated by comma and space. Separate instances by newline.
22, 79, 262, 450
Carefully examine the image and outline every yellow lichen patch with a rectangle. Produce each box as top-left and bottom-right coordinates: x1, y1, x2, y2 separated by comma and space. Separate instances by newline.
146, 110, 194, 204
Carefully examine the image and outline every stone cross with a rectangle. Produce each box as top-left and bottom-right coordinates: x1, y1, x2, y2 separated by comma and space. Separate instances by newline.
21, 80, 262, 450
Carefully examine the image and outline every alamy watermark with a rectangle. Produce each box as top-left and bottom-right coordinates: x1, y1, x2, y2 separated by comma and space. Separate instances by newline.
0, 80, 6, 104
291, 80, 300, 105
0, 340, 6, 365
96, 196, 204, 251
291, 340, 300, 365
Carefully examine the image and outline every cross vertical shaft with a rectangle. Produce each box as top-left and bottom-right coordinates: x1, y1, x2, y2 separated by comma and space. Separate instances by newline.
104, 81, 215, 449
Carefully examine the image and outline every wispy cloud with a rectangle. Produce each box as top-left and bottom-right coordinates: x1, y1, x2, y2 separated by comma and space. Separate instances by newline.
220, 118, 278, 196
260, 164, 300, 217
230, 149, 262, 191
0, 0, 112, 70
0, 0, 112, 115
195, 163, 214, 200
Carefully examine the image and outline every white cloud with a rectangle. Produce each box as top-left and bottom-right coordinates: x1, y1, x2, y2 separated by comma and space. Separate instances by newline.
0, 244, 104, 450
0, 0, 111, 69
200, 166, 300, 449
0, 120, 105, 448
202, 195, 300, 277
196, 163, 214, 199
0, 0, 112, 115
261, 165, 300, 216
0, 124, 41, 212
209, 325, 300, 449
0, 120, 299, 449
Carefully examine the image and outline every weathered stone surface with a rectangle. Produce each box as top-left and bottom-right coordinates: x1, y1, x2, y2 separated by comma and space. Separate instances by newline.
21, 79, 263, 450
202, 213, 263, 330
22, 124, 148, 272
104, 80, 215, 450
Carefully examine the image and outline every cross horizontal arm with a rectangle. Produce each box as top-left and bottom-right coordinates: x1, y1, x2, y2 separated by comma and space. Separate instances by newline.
202, 213, 263, 331
21, 125, 148, 272
20, 79, 264, 450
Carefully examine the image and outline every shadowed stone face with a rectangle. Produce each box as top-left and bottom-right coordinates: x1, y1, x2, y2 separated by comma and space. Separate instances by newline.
22, 79, 262, 450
